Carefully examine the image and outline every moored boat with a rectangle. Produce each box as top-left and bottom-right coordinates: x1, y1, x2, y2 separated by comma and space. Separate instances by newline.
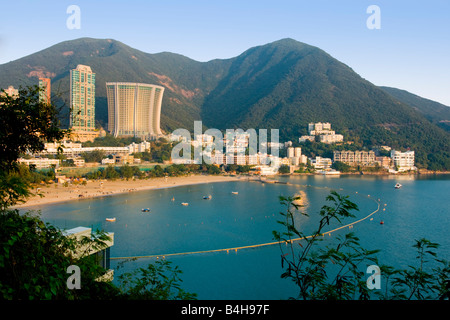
394, 183, 402, 189
105, 217, 116, 222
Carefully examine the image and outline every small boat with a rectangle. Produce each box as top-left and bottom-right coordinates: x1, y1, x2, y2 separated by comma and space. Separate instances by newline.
141, 208, 150, 212
203, 195, 212, 200
171, 197, 175, 201
181, 202, 189, 206
380, 220, 384, 225
319, 170, 341, 175
231, 191, 239, 195
394, 183, 402, 189
106, 218, 116, 222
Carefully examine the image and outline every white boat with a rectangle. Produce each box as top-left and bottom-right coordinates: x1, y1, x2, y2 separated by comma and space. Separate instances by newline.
394, 183, 402, 189
105, 217, 116, 222
320, 170, 341, 175
231, 191, 238, 195
181, 202, 189, 206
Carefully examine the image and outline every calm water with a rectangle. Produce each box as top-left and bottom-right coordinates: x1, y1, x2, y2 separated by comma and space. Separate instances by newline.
32, 175, 450, 299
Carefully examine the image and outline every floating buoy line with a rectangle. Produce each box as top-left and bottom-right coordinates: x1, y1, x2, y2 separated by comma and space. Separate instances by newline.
111, 183, 384, 261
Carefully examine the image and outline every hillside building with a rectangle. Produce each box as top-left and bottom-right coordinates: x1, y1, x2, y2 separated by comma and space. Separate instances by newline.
300, 122, 343, 144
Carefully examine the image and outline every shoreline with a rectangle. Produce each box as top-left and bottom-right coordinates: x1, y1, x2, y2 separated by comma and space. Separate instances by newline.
15, 174, 243, 210
14, 170, 449, 210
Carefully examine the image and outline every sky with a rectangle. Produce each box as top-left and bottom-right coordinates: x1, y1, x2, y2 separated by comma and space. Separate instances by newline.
1, 0, 449, 105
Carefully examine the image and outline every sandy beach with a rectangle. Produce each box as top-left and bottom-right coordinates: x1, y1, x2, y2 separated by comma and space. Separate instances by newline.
16, 175, 243, 209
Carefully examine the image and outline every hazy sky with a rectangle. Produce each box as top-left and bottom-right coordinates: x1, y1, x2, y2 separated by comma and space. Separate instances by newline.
1, 0, 449, 105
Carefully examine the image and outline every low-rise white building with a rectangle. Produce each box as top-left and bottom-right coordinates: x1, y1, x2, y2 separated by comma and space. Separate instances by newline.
310, 156, 333, 170
319, 134, 344, 144
18, 158, 60, 169
299, 135, 315, 143
391, 150, 416, 171
128, 141, 151, 154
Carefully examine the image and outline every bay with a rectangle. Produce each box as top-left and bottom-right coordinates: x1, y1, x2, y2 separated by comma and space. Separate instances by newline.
33, 174, 450, 299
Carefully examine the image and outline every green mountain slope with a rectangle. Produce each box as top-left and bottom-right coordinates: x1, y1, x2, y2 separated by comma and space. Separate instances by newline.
380, 86, 450, 131
0, 37, 448, 170
0, 38, 230, 131
201, 39, 450, 170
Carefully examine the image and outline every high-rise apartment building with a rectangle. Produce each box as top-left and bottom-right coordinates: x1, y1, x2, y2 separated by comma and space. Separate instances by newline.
39, 78, 51, 104
106, 82, 164, 138
69, 65, 99, 142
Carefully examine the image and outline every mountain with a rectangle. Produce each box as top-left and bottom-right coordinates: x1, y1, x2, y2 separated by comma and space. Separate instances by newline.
0, 38, 230, 130
380, 86, 450, 131
0, 37, 449, 170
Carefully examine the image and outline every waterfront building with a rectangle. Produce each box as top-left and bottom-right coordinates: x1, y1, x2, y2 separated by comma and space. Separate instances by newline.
391, 150, 416, 171
376, 156, 392, 168
333, 150, 376, 166
106, 82, 164, 139
310, 156, 332, 170
69, 65, 99, 142
63, 227, 114, 282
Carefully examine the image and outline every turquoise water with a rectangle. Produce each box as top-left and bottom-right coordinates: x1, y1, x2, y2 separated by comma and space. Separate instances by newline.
32, 175, 450, 299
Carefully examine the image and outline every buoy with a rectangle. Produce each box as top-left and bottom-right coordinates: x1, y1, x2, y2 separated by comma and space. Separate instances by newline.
380, 221, 384, 225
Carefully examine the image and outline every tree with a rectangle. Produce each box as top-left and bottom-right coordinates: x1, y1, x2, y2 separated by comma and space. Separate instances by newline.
331, 161, 351, 173
119, 164, 134, 180
0, 85, 196, 300
116, 260, 197, 300
80, 149, 106, 163
0, 86, 67, 209
273, 192, 449, 300
0, 210, 118, 299
104, 165, 120, 180
278, 164, 290, 174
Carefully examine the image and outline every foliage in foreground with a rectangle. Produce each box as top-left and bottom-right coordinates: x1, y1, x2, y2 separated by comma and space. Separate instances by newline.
0, 210, 118, 299
0, 209, 196, 300
273, 191, 450, 300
